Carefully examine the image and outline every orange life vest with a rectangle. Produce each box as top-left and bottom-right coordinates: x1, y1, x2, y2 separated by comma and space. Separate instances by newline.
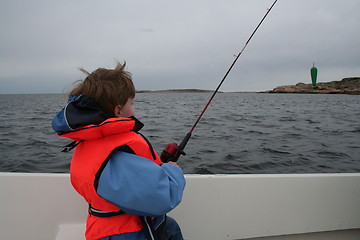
61, 117, 162, 240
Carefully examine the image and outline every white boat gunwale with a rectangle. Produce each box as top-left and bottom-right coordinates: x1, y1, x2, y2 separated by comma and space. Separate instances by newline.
1, 172, 359, 240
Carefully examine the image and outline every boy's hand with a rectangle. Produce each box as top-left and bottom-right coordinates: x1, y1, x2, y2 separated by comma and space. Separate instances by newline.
167, 161, 180, 168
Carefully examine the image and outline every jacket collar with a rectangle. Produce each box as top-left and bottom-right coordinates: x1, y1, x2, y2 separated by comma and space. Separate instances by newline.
52, 95, 113, 133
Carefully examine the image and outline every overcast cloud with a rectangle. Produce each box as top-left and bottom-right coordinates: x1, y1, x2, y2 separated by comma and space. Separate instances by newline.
0, 0, 359, 94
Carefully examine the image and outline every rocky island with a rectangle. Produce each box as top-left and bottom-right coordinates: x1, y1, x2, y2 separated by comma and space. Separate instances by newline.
267, 77, 360, 95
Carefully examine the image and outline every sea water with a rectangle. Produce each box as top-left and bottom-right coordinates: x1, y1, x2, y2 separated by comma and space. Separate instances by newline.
0, 93, 359, 174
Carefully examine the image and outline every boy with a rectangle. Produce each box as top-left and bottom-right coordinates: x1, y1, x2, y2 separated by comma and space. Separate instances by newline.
52, 62, 186, 240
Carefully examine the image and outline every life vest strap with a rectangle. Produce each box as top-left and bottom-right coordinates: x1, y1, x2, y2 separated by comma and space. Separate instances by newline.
88, 204, 125, 218
61, 141, 81, 152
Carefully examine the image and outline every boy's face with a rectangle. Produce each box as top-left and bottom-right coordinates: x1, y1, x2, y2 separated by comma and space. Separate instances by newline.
120, 98, 135, 117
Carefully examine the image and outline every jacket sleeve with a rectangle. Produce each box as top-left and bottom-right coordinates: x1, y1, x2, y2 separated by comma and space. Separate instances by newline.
96, 151, 186, 217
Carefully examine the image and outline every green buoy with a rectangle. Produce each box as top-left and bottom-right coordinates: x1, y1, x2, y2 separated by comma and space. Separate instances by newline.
310, 63, 318, 87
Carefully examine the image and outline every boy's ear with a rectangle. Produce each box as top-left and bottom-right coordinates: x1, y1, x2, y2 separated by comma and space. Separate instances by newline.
114, 105, 122, 117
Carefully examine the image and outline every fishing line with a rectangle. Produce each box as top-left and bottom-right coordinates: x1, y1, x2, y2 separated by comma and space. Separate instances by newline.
168, 0, 279, 162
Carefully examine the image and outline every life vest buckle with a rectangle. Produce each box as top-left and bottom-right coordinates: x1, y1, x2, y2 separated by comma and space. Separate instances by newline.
88, 204, 125, 218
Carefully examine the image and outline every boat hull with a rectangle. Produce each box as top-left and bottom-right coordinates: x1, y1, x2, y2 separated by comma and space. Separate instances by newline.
1, 173, 359, 240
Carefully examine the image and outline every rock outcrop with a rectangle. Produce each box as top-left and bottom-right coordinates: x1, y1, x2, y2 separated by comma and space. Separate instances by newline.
267, 77, 360, 95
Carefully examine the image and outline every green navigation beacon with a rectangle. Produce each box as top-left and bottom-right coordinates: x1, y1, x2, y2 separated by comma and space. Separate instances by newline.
311, 63, 318, 87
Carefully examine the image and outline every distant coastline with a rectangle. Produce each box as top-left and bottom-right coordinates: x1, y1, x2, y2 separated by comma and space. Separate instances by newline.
135, 77, 360, 95
265, 77, 360, 95
136, 89, 217, 93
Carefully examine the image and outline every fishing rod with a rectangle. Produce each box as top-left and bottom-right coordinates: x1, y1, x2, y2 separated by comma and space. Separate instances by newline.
161, 0, 279, 163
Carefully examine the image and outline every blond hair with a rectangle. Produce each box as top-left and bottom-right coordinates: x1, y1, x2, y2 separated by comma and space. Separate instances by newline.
70, 61, 135, 116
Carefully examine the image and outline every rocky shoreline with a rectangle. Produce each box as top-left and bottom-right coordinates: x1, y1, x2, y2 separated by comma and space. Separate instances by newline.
266, 77, 360, 95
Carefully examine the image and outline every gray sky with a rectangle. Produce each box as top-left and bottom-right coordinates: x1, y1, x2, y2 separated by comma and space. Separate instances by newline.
0, 0, 359, 94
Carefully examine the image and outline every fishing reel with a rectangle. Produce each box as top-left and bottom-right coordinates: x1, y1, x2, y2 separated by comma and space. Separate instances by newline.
161, 142, 185, 163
